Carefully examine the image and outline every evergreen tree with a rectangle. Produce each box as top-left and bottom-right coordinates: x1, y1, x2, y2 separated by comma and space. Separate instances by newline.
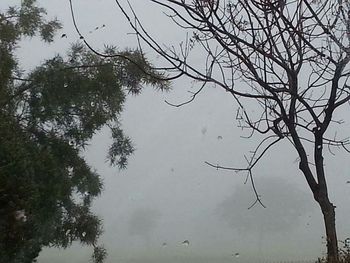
0, 1, 169, 262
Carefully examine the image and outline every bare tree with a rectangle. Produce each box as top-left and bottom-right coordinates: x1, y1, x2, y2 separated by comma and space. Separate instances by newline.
108, 0, 350, 262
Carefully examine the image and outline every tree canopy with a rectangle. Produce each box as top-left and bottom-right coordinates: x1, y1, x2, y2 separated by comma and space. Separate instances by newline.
0, 1, 168, 262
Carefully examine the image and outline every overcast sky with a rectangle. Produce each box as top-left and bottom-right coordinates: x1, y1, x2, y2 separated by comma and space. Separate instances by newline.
4, 0, 350, 262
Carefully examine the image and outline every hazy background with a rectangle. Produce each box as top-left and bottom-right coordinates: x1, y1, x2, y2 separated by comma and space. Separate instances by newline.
3, 0, 350, 262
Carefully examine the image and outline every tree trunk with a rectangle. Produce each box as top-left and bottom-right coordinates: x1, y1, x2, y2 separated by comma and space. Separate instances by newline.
312, 131, 339, 262
317, 197, 338, 263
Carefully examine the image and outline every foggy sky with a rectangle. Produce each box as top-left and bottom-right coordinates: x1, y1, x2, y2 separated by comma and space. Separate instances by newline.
3, 0, 350, 262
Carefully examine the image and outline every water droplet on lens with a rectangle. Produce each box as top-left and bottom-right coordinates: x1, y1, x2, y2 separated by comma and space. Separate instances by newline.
345, 238, 350, 246
217, 135, 223, 140
64, 83, 68, 88
14, 210, 27, 222
234, 253, 240, 258
67, 167, 73, 175
182, 240, 189, 246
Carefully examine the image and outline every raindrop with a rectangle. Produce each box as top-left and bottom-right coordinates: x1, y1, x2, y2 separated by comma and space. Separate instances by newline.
79, 36, 84, 40
182, 240, 190, 246
69, 140, 74, 146
82, 232, 86, 237
67, 167, 73, 176
217, 135, 223, 140
162, 242, 167, 247
345, 238, 350, 247
61, 33, 67, 38
201, 127, 207, 135
23, 90, 30, 97
234, 253, 240, 258
14, 210, 27, 222
63, 83, 68, 88
65, 229, 71, 236
90, 101, 95, 107
317, 145, 322, 149
170, 168, 175, 172
346, 181, 350, 184
102, 24, 106, 28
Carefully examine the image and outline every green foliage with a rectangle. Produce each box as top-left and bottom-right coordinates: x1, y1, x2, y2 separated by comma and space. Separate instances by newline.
13, 0, 62, 42
92, 245, 108, 263
0, 1, 168, 262
108, 126, 134, 169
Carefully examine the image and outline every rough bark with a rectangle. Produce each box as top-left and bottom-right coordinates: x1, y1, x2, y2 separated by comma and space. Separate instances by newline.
316, 195, 339, 263
293, 127, 339, 262
313, 132, 339, 263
